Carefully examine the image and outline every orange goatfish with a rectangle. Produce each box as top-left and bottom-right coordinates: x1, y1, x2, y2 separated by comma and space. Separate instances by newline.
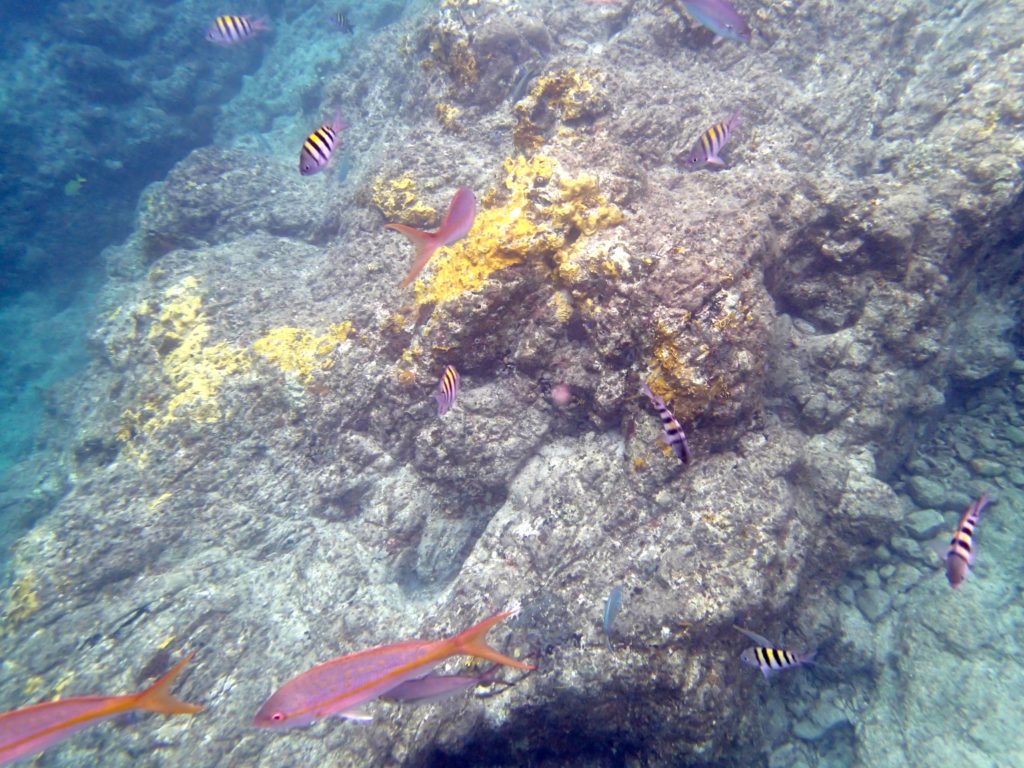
386, 186, 476, 289
254, 610, 531, 729
0, 654, 202, 766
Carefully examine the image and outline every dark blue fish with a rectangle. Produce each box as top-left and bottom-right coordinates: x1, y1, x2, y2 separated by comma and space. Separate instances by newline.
686, 114, 741, 170
640, 384, 691, 465
603, 585, 623, 650
681, 0, 751, 43
328, 10, 354, 34
435, 365, 461, 416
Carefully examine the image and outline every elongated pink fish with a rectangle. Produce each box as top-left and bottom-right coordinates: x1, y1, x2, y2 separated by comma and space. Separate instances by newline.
386, 187, 476, 289
254, 610, 531, 729
0, 654, 202, 766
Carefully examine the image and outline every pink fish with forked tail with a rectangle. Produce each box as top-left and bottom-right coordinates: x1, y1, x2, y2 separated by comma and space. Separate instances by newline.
0, 654, 202, 766
386, 187, 476, 288
254, 610, 531, 729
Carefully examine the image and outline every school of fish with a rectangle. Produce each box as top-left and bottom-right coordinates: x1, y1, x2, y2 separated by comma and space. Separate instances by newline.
0, 0, 1010, 764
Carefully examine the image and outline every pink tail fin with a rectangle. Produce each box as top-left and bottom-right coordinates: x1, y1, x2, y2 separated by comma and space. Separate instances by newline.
133, 653, 204, 716
386, 223, 440, 288
449, 611, 534, 671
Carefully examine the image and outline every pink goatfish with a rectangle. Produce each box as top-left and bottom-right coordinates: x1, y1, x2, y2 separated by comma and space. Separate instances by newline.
254, 610, 532, 729
0, 654, 202, 766
386, 187, 476, 289
940, 493, 993, 588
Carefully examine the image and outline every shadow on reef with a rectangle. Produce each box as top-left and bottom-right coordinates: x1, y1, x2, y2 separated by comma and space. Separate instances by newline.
406, 684, 758, 768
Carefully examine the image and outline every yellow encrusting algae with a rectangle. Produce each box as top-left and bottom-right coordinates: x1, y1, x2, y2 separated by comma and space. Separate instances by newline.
252, 322, 354, 383
371, 174, 438, 228
146, 277, 252, 429
412, 154, 624, 306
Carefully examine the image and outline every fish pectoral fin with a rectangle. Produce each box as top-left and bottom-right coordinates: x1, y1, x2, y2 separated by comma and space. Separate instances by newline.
339, 707, 373, 722
733, 625, 773, 647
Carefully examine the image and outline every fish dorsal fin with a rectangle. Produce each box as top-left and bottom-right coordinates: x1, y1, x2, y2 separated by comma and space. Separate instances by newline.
733, 625, 774, 648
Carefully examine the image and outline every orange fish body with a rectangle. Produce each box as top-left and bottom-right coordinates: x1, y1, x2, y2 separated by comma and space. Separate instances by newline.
0, 654, 202, 766
254, 610, 531, 729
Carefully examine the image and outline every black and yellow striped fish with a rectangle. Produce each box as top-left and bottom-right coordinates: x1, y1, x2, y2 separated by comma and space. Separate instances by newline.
205, 15, 270, 46
734, 625, 816, 679
685, 113, 741, 170
299, 111, 345, 176
435, 365, 460, 417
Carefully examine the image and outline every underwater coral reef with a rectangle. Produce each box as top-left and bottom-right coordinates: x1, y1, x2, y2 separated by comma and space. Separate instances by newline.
1, 0, 1022, 765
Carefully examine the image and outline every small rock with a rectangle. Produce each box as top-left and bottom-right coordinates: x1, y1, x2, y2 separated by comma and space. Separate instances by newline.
856, 587, 892, 622
953, 441, 974, 462
879, 564, 896, 580
837, 584, 855, 604
1004, 425, 1024, 447
906, 475, 947, 508
969, 458, 1005, 477
1016, 384, 1024, 403
793, 700, 849, 741
1007, 468, 1024, 487
904, 508, 945, 539
1012, 358, 1024, 374
890, 535, 925, 561
864, 570, 881, 589
769, 743, 811, 768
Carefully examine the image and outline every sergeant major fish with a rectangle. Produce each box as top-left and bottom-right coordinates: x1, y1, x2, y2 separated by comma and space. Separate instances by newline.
685, 114, 741, 170
299, 111, 346, 176
940, 493, 993, 588
205, 15, 270, 45
681, 0, 751, 43
640, 383, 691, 465
734, 626, 816, 679
435, 365, 461, 417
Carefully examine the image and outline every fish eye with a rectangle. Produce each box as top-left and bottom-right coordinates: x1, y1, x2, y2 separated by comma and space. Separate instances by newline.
271, 712, 286, 722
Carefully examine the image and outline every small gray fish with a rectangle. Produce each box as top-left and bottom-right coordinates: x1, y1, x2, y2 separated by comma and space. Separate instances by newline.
435, 365, 461, 416
603, 585, 624, 649
685, 114, 741, 170
734, 625, 816, 679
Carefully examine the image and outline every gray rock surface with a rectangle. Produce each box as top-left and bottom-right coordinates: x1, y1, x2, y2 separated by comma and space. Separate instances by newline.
1, 0, 1022, 765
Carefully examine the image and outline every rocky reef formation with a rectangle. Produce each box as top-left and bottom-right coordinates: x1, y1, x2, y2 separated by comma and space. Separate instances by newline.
1, 0, 1022, 765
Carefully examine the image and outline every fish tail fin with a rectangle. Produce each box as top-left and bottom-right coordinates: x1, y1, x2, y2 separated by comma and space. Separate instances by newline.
725, 113, 742, 132
252, 16, 271, 32
801, 649, 818, 666
450, 611, 534, 671
386, 223, 440, 288
331, 109, 347, 134
134, 653, 204, 715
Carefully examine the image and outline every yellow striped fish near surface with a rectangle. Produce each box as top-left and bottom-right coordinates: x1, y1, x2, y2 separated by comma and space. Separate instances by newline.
205, 15, 270, 46
299, 111, 345, 176
685, 114, 741, 170
435, 365, 461, 416
734, 625, 817, 679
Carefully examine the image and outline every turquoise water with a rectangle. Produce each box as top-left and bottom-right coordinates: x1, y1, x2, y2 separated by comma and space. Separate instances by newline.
1, 0, 1022, 765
